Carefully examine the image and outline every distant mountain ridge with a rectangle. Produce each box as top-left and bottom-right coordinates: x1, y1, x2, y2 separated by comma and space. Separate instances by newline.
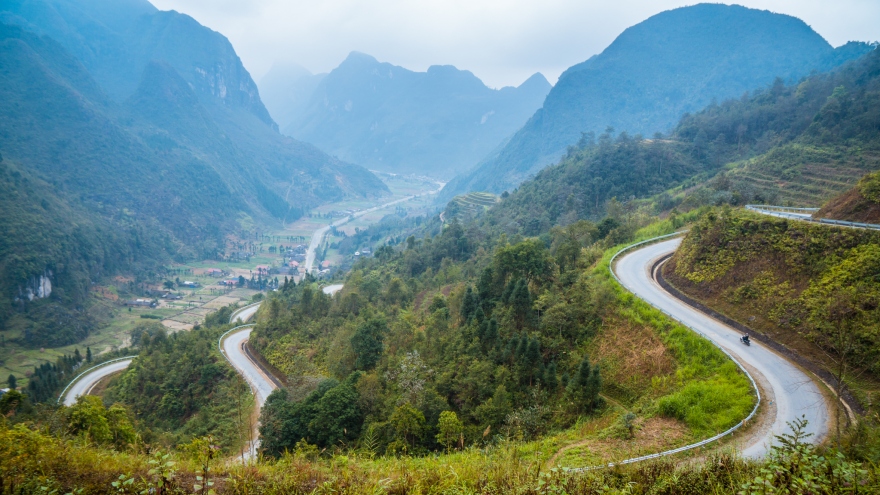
281, 52, 552, 179
259, 61, 327, 132
444, 3, 875, 199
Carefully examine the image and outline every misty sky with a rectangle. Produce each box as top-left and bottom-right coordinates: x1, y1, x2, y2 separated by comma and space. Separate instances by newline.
150, 0, 880, 89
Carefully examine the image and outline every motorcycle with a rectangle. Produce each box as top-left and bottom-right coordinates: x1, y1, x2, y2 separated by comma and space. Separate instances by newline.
740, 335, 751, 346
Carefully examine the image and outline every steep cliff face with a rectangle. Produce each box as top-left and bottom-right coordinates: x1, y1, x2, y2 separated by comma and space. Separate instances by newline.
2, 0, 276, 127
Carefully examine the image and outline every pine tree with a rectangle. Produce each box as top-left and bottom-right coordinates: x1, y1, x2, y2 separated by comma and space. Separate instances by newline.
509, 279, 534, 328
7, 374, 16, 390
86, 347, 92, 363
486, 319, 499, 345
567, 357, 601, 413
525, 338, 542, 385
544, 362, 558, 392
461, 287, 477, 323
473, 306, 485, 324
74, 348, 82, 363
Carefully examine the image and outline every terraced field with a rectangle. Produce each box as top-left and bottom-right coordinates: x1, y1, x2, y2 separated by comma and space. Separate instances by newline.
725, 145, 880, 206
445, 191, 499, 220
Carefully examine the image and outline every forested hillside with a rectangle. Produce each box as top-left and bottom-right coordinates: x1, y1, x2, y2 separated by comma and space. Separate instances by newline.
108, 316, 252, 452
0, 0, 387, 346
444, 3, 874, 198
285, 52, 551, 178
477, 46, 880, 237
251, 212, 753, 458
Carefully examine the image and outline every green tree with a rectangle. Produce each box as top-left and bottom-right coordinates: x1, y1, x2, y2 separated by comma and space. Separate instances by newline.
509, 279, 535, 328
543, 362, 558, 392
390, 403, 425, 451
308, 379, 363, 447
65, 396, 112, 445
0, 389, 24, 415
494, 239, 552, 283
435, 410, 464, 452
86, 347, 92, 364
106, 404, 138, 449
475, 385, 512, 430
567, 356, 601, 413
6, 374, 15, 390
351, 315, 387, 371
460, 287, 477, 323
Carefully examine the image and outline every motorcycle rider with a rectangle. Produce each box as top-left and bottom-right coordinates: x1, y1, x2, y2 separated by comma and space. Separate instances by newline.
741, 334, 750, 344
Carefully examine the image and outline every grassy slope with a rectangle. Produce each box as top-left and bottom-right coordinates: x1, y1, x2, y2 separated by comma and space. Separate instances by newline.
816, 169, 880, 222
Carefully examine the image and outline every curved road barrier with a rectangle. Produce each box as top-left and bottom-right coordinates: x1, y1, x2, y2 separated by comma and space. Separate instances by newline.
746, 204, 880, 230
58, 356, 137, 406
570, 233, 830, 470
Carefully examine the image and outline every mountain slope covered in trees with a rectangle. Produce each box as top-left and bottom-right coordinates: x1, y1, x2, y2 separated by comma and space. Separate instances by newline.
250, 214, 753, 458
476, 46, 880, 237
444, 3, 874, 198
0, 0, 386, 347
284, 52, 551, 178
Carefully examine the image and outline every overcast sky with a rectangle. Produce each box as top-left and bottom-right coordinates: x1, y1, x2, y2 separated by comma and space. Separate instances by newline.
150, 0, 880, 89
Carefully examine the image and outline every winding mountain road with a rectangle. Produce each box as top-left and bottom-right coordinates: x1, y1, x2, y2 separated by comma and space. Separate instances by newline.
60, 359, 133, 406
614, 237, 831, 458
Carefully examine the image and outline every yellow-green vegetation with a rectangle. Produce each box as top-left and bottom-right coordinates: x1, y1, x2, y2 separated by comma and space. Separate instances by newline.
248, 208, 754, 465
2, 410, 878, 494
666, 208, 880, 410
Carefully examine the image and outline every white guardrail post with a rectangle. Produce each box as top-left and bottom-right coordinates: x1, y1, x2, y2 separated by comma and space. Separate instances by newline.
57, 355, 138, 404
571, 231, 761, 471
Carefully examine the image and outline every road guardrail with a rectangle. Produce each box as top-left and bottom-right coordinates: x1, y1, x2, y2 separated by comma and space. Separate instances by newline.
746, 205, 880, 231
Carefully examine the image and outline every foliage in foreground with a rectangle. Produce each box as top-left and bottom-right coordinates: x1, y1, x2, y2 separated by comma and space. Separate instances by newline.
1, 412, 878, 494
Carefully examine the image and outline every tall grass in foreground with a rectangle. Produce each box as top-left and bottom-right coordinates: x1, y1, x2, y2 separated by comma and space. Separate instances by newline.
3, 416, 877, 494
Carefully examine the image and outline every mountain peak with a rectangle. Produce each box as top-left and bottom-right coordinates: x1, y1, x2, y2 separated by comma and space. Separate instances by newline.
519, 72, 551, 91
342, 51, 380, 66
443, 2, 866, 199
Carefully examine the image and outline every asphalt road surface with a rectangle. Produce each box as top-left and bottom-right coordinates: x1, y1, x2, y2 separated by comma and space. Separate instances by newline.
231, 303, 262, 324
615, 237, 830, 458
61, 359, 132, 406
322, 284, 344, 295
